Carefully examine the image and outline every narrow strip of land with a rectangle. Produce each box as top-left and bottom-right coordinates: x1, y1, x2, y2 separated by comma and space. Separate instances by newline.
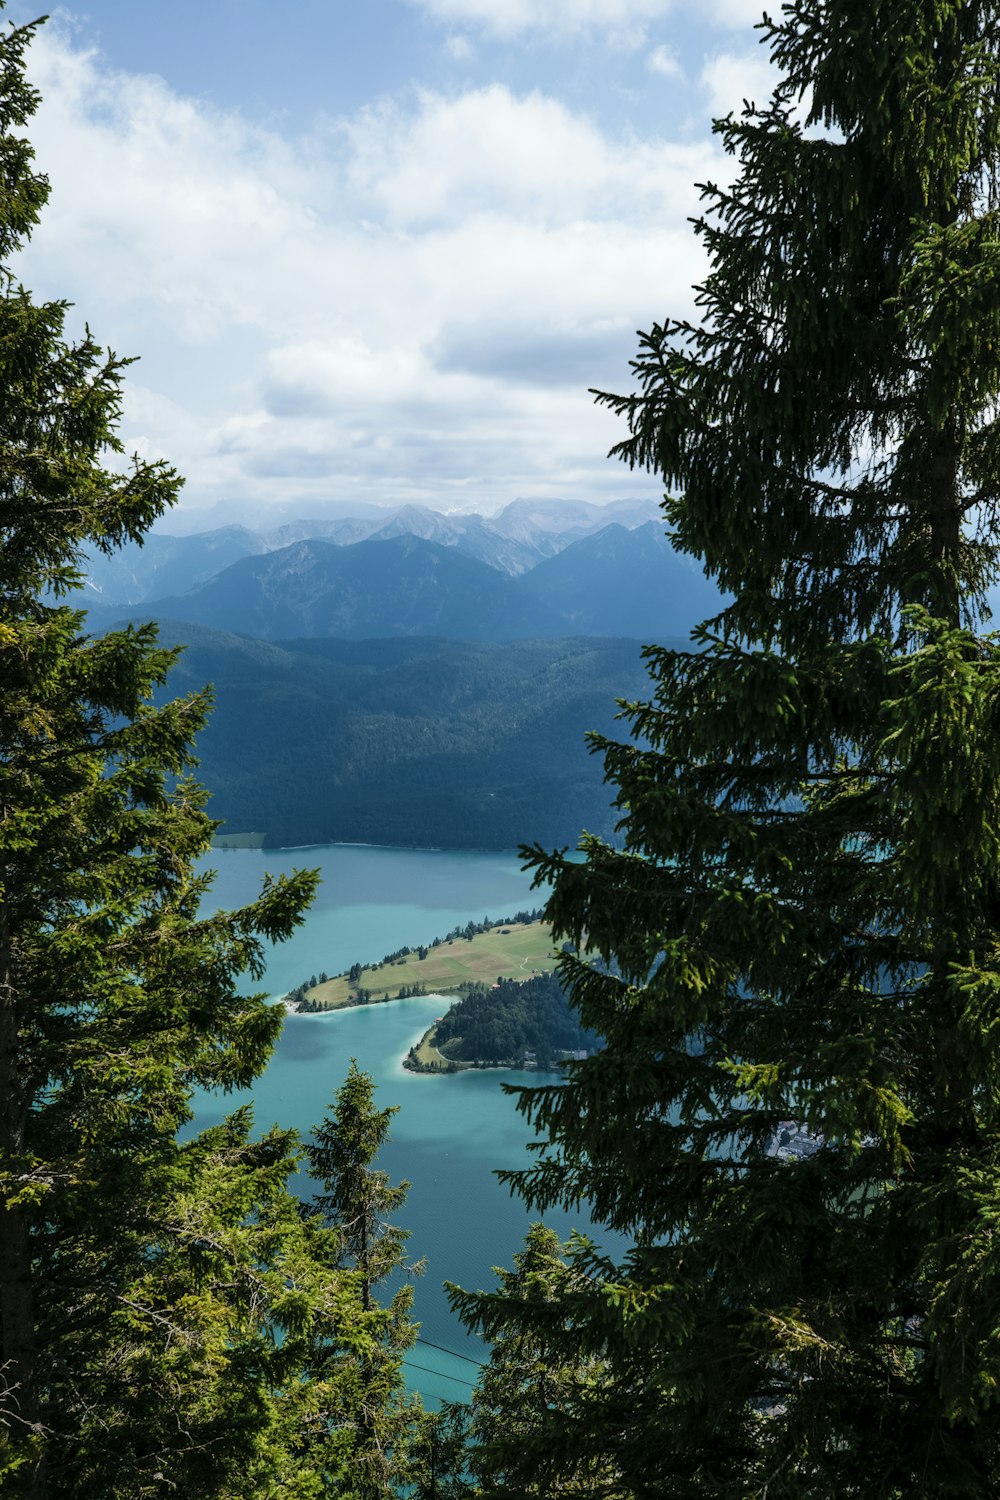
410, 1024, 448, 1069
291, 919, 558, 1012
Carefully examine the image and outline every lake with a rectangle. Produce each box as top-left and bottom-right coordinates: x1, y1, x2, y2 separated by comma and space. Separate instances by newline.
194, 842, 616, 1404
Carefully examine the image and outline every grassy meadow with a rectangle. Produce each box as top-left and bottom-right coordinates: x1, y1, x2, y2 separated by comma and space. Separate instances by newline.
300, 919, 558, 1010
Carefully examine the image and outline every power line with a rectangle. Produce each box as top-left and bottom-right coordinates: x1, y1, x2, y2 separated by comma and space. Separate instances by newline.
415, 1335, 486, 1368
403, 1358, 478, 1389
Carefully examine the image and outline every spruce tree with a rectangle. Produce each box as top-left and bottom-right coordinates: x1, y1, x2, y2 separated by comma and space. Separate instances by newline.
456, 1224, 607, 1496
410, 1404, 474, 1500
305, 1062, 421, 1497
0, 13, 356, 1496
48, 1109, 363, 1500
457, 3, 1000, 1495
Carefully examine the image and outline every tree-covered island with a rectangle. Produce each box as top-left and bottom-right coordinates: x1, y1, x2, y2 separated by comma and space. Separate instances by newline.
405, 971, 601, 1075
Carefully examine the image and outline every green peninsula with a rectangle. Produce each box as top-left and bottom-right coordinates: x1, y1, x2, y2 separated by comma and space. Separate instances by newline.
287, 912, 556, 1012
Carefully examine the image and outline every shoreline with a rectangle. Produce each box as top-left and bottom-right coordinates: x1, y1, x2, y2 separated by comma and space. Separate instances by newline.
283, 914, 553, 1015
283, 979, 563, 1079
213, 836, 527, 857
284, 988, 455, 1018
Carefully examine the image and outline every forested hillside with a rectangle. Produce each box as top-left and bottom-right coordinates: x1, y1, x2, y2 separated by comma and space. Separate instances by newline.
410, 972, 600, 1071
148, 623, 665, 847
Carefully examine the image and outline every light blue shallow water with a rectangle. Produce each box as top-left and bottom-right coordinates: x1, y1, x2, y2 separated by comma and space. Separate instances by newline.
193, 843, 617, 1405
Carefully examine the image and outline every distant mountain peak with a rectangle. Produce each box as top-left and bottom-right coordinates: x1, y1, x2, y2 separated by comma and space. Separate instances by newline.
81, 498, 671, 611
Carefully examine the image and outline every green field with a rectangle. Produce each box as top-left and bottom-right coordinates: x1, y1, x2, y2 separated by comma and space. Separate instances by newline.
299, 920, 558, 1011
212, 830, 265, 849
410, 1024, 449, 1070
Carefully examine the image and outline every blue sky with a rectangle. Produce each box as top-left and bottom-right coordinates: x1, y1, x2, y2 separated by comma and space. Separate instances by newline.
8, 0, 775, 530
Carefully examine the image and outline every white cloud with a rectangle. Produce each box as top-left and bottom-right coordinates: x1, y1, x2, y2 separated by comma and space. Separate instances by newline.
404, 0, 673, 41
444, 33, 475, 60
13, 23, 728, 521
647, 44, 681, 77
341, 86, 710, 229
407, 0, 766, 40
702, 0, 767, 29
700, 47, 775, 117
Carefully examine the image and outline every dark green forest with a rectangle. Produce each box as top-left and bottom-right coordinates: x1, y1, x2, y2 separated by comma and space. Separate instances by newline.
424, 973, 600, 1070
147, 624, 659, 848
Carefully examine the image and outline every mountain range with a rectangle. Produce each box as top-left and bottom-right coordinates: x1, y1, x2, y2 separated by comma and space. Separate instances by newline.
79, 499, 729, 848
79, 497, 667, 605
83, 519, 725, 644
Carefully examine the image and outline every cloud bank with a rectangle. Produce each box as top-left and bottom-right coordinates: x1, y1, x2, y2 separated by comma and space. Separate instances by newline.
406, 0, 766, 40
14, 20, 735, 524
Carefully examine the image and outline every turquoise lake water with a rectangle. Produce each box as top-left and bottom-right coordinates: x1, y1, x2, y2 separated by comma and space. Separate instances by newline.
193, 843, 616, 1405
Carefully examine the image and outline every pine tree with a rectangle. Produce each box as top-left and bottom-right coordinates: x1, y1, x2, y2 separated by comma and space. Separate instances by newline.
0, 13, 353, 1495
305, 1061, 421, 1497
459, 4, 1000, 1495
410, 1403, 474, 1500
452, 1224, 607, 1497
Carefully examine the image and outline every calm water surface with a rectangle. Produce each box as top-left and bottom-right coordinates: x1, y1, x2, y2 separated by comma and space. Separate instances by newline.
194, 843, 614, 1403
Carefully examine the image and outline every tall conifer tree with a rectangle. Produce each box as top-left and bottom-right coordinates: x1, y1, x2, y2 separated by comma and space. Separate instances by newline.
0, 14, 356, 1497
456, 3, 1000, 1494
306, 1062, 421, 1498
460, 1224, 607, 1497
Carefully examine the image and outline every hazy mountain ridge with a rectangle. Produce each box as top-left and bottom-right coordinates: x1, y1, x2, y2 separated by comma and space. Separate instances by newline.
100, 536, 565, 641
77, 525, 264, 607
514, 521, 725, 637
83, 522, 724, 644
80, 497, 666, 606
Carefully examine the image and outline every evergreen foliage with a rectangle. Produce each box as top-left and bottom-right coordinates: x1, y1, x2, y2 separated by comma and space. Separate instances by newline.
457, 3, 1000, 1494
409, 1403, 475, 1500
306, 1063, 422, 1498
51, 1109, 362, 1500
431, 973, 599, 1070
455, 1224, 607, 1497
0, 15, 377, 1496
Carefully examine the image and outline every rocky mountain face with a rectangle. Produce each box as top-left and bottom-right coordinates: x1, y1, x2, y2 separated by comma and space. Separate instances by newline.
80, 498, 667, 605
82, 508, 725, 645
